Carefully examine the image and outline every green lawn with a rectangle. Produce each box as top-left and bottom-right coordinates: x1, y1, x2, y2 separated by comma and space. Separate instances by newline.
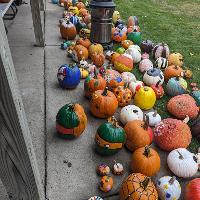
114, 0, 200, 152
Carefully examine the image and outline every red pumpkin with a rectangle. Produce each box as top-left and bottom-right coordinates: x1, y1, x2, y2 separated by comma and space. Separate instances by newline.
185, 178, 200, 200
91, 53, 105, 68
151, 80, 164, 99
60, 19, 77, 40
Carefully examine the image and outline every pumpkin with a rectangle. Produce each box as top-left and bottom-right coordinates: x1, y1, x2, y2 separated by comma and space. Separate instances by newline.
95, 117, 126, 155
88, 197, 103, 200
90, 87, 118, 118
121, 40, 133, 49
131, 146, 161, 176
76, 36, 91, 49
60, 19, 77, 40
84, 70, 106, 99
120, 105, 143, 125
91, 53, 105, 68
96, 164, 110, 176
127, 31, 142, 45
141, 40, 154, 53
185, 178, 200, 200
119, 173, 158, 200
124, 118, 153, 152
153, 43, 170, 60
183, 69, 193, 79
79, 8, 89, 17
129, 80, 144, 95
145, 111, 162, 127
72, 44, 89, 62
139, 59, 153, 73
56, 103, 87, 138
76, 1, 85, 10
143, 68, 164, 86
151, 81, 164, 99
79, 28, 90, 38
59, 0, 67, 6
112, 27, 127, 42
113, 85, 132, 107
121, 72, 136, 84
114, 54, 134, 72
141, 52, 150, 59
52, 0, 59, 4
155, 57, 168, 70
106, 51, 115, 61
125, 47, 141, 63
191, 117, 200, 141
167, 148, 198, 178
191, 90, 200, 107
134, 86, 156, 110
129, 44, 141, 52
68, 6, 79, 15
127, 25, 141, 33
80, 67, 89, 79
116, 47, 126, 54
69, 14, 79, 25
89, 43, 104, 57
110, 52, 120, 64
127, 16, 139, 28
167, 94, 199, 119
79, 59, 88, 69
166, 77, 187, 96
154, 118, 192, 151
112, 11, 121, 24
156, 176, 181, 200
57, 64, 81, 89
164, 65, 184, 82
99, 176, 113, 192
168, 53, 184, 67
76, 21, 87, 33
83, 14, 91, 25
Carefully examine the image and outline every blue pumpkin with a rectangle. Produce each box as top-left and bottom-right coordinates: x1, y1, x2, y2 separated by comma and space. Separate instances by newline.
70, 15, 79, 26
57, 64, 81, 89
51, 0, 59, 4
191, 90, 200, 107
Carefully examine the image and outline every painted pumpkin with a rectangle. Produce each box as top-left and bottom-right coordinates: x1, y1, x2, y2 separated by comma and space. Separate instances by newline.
183, 69, 193, 79
79, 8, 89, 17
185, 178, 200, 200
72, 44, 89, 62
153, 43, 170, 60
112, 11, 121, 24
145, 111, 162, 127
121, 72, 136, 84
76, 1, 85, 10
121, 40, 133, 49
79, 59, 88, 69
95, 117, 126, 155
68, 6, 79, 15
191, 117, 200, 141
116, 47, 126, 54
168, 53, 184, 67
134, 86, 156, 110
120, 105, 143, 125
89, 43, 104, 57
96, 164, 110, 176
76, 21, 87, 33
112, 27, 127, 42
166, 77, 187, 96
69, 14, 79, 25
131, 146, 161, 176
157, 176, 181, 200
52, 0, 59, 4
139, 59, 153, 73
125, 47, 141, 63
76, 36, 91, 49
56, 103, 87, 138
127, 31, 142, 45
99, 176, 113, 192
141, 52, 150, 59
141, 40, 154, 53
114, 54, 134, 72
83, 14, 91, 25
113, 85, 132, 106
167, 94, 199, 119
143, 68, 164, 86
129, 80, 144, 95
119, 173, 158, 200
155, 57, 168, 70
111, 52, 120, 64
90, 87, 118, 118
91, 53, 105, 68
191, 90, 200, 107
60, 19, 77, 40
167, 148, 198, 178
127, 16, 139, 28
164, 65, 184, 82
80, 67, 89, 79
124, 119, 153, 152
84, 71, 106, 98
154, 118, 192, 151
57, 64, 81, 89
79, 28, 90, 38
151, 81, 164, 99
128, 44, 141, 52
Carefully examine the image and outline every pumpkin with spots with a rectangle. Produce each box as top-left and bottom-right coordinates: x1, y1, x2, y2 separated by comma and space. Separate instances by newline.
99, 176, 113, 192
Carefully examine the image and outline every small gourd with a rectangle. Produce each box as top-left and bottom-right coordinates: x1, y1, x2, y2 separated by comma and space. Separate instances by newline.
96, 164, 110, 176
129, 80, 144, 95
69, 14, 79, 25
80, 68, 89, 79
151, 80, 165, 99
99, 176, 113, 192
145, 111, 161, 127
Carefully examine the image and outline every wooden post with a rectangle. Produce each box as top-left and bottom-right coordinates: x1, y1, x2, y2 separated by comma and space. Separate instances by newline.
30, 0, 44, 47
0, 16, 43, 200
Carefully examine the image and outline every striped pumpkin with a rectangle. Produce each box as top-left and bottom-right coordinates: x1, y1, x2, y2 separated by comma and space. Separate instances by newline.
153, 43, 170, 60
69, 14, 79, 25
155, 57, 168, 70
114, 54, 134, 72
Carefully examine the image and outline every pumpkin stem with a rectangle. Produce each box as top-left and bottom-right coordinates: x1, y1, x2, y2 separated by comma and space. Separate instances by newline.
177, 150, 184, 160
153, 110, 157, 117
102, 87, 108, 96
140, 177, 150, 190
183, 115, 190, 124
156, 80, 161, 87
143, 146, 151, 157
143, 86, 149, 92
169, 176, 176, 185
143, 115, 149, 130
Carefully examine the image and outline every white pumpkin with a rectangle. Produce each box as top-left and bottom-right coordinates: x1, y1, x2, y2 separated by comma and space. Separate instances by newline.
167, 148, 198, 178
155, 57, 168, 70
156, 176, 181, 200
125, 47, 141, 63
128, 44, 141, 52
139, 59, 153, 73
120, 105, 143, 125
145, 111, 161, 127
129, 80, 144, 95
79, 59, 89, 69
121, 72, 136, 84
143, 68, 164, 86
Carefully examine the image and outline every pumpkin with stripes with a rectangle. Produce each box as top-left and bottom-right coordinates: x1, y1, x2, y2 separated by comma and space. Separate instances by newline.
153, 43, 170, 60
155, 57, 168, 70
56, 103, 87, 138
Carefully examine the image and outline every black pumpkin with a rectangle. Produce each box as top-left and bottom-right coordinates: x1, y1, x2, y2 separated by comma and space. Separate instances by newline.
191, 117, 200, 141
141, 40, 154, 54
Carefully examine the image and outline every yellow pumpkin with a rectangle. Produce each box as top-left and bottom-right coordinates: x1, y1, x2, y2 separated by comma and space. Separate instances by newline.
168, 53, 184, 67
112, 11, 121, 24
68, 6, 79, 15
114, 54, 134, 72
134, 86, 156, 110
80, 68, 89, 79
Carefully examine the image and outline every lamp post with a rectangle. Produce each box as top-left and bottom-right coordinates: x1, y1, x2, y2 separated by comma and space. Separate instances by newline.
89, 0, 116, 50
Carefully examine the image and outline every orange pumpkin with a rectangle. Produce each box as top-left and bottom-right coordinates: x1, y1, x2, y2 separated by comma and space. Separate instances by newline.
185, 178, 200, 200
60, 20, 77, 40
100, 176, 114, 192
112, 28, 127, 42
131, 146, 160, 177
76, 1, 85, 10
164, 65, 184, 82
63, 0, 72, 8
120, 173, 158, 200
114, 54, 134, 72
91, 53, 105, 68
89, 43, 104, 57
90, 87, 118, 118
83, 14, 91, 25
121, 40, 134, 49
76, 36, 91, 49
79, 8, 89, 17
72, 45, 89, 62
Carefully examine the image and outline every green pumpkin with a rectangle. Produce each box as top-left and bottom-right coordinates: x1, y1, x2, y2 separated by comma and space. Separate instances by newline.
76, 21, 87, 33
127, 32, 142, 45
95, 118, 126, 155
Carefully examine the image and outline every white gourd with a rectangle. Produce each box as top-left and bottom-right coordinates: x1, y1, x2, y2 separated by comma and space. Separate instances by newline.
145, 111, 161, 127
121, 72, 136, 84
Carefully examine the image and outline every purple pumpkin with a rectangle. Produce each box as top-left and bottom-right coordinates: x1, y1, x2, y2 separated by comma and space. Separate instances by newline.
153, 43, 170, 60
141, 40, 154, 53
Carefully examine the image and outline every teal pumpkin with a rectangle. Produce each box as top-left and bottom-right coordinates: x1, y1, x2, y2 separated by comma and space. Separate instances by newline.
191, 90, 200, 107
127, 31, 142, 45
76, 21, 87, 33
95, 117, 126, 155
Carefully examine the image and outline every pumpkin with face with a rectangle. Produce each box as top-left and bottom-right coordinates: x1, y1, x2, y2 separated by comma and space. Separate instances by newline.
99, 176, 113, 192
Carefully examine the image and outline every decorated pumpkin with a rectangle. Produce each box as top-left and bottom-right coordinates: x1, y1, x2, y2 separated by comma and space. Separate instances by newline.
113, 162, 124, 175
119, 173, 158, 200
60, 19, 77, 40
191, 117, 200, 141
79, 28, 90, 38
96, 164, 110, 176
69, 14, 79, 25
88, 43, 104, 57
76, 36, 91, 49
145, 111, 162, 127
124, 119, 153, 152
68, 6, 79, 15
153, 43, 170, 60
129, 80, 144, 95
128, 44, 141, 52
141, 52, 150, 59
151, 81, 164, 99
91, 53, 105, 68
191, 90, 200, 107
139, 59, 153, 73
167, 94, 199, 119
155, 57, 168, 70
185, 178, 200, 200
112, 27, 127, 42
57, 64, 81, 89
121, 72, 136, 84
127, 31, 142, 45
116, 47, 126, 54
99, 176, 113, 192
72, 44, 89, 62
90, 87, 118, 118
56, 103, 87, 138
76, 1, 85, 10
112, 11, 121, 24
83, 14, 91, 25
154, 118, 192, 151
95, 117, 126, 155
168, 53, 184, 67
76, 21, 87, 33
164, 65, 184, 82
141, 40, 154, 53
80, 67, 89, 79
167, 148, 198, 178
52, 0, 59, 4
79, 8, 89, 17
125, 47, 141, 63
127, 16, 139, 28
79, 59, 89, 69
114, 54, 134, 72
143, 68, 164, 86
134, 86, 156, 110
121, 40, 133, 49
157, 176, 181, 200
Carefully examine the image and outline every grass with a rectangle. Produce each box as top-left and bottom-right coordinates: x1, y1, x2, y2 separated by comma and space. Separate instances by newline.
114, 0, 200, 152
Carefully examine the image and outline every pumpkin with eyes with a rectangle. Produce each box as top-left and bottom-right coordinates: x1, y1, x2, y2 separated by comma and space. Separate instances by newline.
153, 43, 170, 60
95, 117, 126, 155
168, 53, 184, 67
185, 178, 200, 200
